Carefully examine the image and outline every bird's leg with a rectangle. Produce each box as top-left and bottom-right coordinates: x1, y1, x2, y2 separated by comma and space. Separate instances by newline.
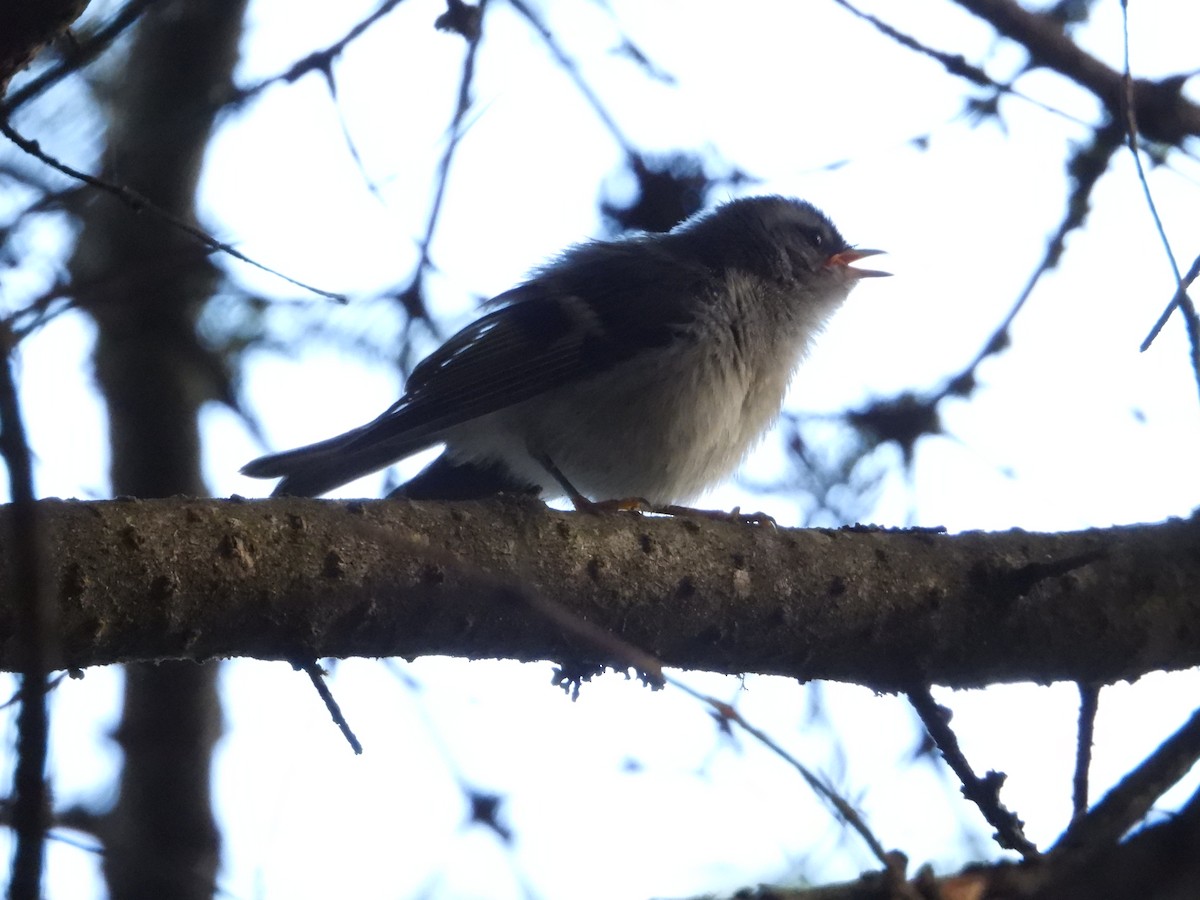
533, 452, 650, 514
533, 452, 772, 525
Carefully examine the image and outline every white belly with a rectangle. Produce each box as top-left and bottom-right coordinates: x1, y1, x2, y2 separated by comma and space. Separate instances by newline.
441, 337, 796, 504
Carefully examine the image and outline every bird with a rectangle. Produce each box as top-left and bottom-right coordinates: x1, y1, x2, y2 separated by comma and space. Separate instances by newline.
241, 195, 887, 506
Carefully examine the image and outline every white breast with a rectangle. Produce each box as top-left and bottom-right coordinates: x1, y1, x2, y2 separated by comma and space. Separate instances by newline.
441, 329, 806, 504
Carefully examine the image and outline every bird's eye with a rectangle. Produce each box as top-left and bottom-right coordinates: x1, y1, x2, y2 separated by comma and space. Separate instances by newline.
790, 223, 823, 248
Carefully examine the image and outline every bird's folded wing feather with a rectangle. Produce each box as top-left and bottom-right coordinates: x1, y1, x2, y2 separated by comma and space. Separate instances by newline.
338, 240, 713, 452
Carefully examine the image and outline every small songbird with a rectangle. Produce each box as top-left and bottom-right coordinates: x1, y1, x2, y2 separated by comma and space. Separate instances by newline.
241, 195, 887, 504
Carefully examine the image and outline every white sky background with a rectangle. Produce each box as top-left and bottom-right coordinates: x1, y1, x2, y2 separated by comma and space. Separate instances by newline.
2, 0, 1200, 897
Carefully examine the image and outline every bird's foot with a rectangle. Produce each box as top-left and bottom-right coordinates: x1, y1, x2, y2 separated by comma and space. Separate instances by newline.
570, 495, 654, 515
572, 495, 775, 528
651, 503, 777, 528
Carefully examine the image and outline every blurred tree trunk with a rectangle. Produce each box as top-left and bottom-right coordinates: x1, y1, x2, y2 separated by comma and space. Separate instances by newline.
66, 1, 248, 897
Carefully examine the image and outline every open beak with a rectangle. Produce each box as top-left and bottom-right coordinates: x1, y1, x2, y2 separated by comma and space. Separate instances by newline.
825, 248, 890, 279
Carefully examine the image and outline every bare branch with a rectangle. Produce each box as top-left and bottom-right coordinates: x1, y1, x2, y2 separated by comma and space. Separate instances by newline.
300, 660, 363, 755
676, 680, 895, 868
1115, 2, 1200, 392
508, 0, 634, 155
1072, 682, 1100, 820
951, 0, 1200, 143
942, 121, 1123, 402
229, 0, 409, 104
832, 0, 1086, 126
1140, 251, 1200, 353
908, 685, 1039, 859
0, 118, 347, 301
506, 584, 889, 864
393, 0, 492, 351
0, 498, 1197, 691
1053, 705, 1200, 859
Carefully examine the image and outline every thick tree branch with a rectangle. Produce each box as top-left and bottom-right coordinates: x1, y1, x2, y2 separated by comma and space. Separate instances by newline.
952, 0, 1200, 144
0, 498, 1196, 689
734, 786, 1200, 899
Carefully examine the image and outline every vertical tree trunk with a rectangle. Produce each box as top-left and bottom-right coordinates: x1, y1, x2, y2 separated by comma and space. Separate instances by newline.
67, 1, 248, 896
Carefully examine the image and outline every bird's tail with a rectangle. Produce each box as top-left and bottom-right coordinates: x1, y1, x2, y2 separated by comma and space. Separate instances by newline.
241, 421, 425, 497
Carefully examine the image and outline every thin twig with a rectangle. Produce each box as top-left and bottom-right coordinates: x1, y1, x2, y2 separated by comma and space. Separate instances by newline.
831, 0, 1089, 127
393, 0, 491, 355
669, 678, 895, 869
908, 685, 1039, 859
321, 65, 385, 202
498, 568, 892, 867
1073, 682, 1100, 819
830, 1, 1199, 423
0, 118, 347, 302
1053, 704, 1200, 858
940, 121, 1123, 400
0, 673, 66, 711
1140, 252, 1200, 352
414, 0, 491, 281
369, 507, 897, 868
507, 0, 635, 155
301, 660, 363, 755
229, 0, 409, 104
0, 322, 52, 900
1118, 2, 1200, 388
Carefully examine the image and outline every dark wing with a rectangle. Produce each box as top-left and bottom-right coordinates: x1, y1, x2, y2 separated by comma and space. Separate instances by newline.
384, 239, 712, 436
242, 238, 712, 496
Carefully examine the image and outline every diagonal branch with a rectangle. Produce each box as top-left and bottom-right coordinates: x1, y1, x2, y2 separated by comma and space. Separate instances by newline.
908, 685, 1039, 859
230, 0, 409, 104
1053, 705, 1200, 859
951, 0, 1200, 143
0, 117, 347, 301
2, 0, 161, 115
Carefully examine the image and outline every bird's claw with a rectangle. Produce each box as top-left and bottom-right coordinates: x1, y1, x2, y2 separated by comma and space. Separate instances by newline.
656, 503, 777, 528
571, 495, 653, 515
572, 496, 775, 528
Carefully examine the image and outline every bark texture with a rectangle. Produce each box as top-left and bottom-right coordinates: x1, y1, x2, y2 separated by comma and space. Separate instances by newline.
0, 497, 1196, 691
